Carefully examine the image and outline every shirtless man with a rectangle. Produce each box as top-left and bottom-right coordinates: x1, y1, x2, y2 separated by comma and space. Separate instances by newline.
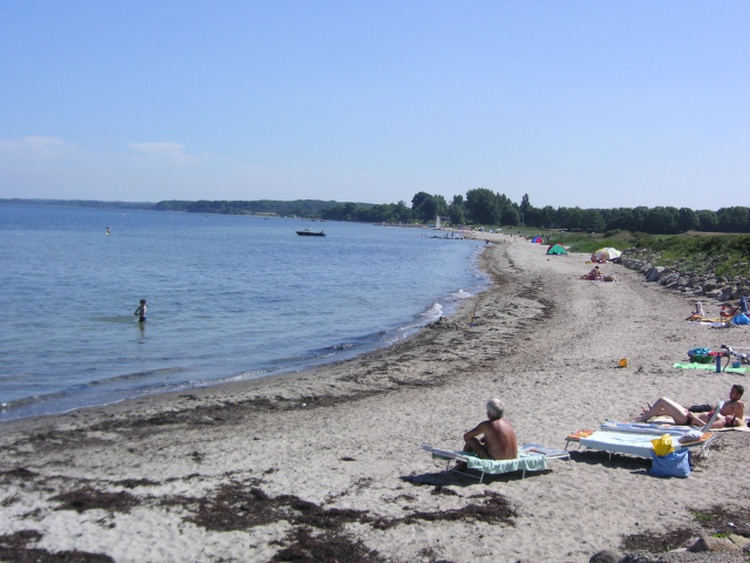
637, 384, 745, 428
134, 299, 147, 323
456, 399, 518, 471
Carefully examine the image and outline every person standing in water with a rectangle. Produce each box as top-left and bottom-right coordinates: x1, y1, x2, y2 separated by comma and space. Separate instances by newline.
134, 299, 147, 322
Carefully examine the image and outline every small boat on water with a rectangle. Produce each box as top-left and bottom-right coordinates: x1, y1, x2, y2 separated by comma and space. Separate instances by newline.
296, 228, 326, 237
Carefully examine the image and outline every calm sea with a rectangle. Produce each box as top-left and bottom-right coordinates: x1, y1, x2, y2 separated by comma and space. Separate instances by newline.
0, 203, 487, 421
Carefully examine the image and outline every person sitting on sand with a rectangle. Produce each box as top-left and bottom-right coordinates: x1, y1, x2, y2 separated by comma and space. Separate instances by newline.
636, 384, 745, 428
583, 265, 602, 280
686, 301, 706, 320
455, 399, 518, 471
720, 302, 740, 322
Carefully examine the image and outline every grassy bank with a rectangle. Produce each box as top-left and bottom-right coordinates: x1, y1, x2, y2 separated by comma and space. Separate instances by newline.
487, 226, 750, 280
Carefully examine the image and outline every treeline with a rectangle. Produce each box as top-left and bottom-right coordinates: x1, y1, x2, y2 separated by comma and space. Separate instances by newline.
152, 199, 360, 217
322, 189, 750, 234
0, 198, 154, 210
8, 194, 749, 234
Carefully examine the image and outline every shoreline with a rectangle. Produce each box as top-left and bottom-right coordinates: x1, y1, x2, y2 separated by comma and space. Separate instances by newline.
1, 234, 748, 562
0, 231, 485, 426
0, 233, 496, 434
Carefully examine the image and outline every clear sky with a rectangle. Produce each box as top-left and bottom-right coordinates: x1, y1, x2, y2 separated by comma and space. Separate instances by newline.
1, 1, 748, 210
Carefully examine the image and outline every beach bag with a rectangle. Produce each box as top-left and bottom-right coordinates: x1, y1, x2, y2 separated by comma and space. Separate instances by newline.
650, 449, 690, 478
687, 347, 712, 364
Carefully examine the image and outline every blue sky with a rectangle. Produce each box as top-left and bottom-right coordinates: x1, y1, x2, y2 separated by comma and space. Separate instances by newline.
1, 1, 747, 209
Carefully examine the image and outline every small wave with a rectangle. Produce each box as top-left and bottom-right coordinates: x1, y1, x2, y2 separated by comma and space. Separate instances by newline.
451, 288, 473, 301
422, 302, 444, 323
85, 366, 186, 386
1, 395, 42, 412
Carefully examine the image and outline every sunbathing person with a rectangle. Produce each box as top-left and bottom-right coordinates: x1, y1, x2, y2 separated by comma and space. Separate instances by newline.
720, 302, 740, 321
455, 399, 518, 471
583, 266, 602, 280
636, 384, 745, 428
687, 301, 706, 320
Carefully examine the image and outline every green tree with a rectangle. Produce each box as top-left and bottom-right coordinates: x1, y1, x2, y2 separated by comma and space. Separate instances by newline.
643, 206, 679, 234
697, 210, 718, 232
448, 195, 466, 225
677, 207, 699, 233
411, 192, 446, 223
717, 206, 750, 233
501, 204, 521, 226
465, 188, 502, 225
581, 209, 605, 232
520, 193, 531, 226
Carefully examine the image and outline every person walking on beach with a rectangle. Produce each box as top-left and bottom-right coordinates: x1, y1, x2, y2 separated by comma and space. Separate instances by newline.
134, 299, 147, 322
456, 398, 518, 471
636, 384, 745, 428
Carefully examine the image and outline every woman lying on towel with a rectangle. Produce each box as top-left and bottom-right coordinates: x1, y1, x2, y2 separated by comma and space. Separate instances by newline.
636, 384, 745, 428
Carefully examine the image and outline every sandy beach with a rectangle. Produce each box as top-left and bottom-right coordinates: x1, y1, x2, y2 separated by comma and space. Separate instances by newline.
1, 234, 748, 562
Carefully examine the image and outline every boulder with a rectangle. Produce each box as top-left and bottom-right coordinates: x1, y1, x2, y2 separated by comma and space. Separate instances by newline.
588, 550, 619, 563
645, 266, 666, 282
688, 533, 742, 552
728, 534, 750, 550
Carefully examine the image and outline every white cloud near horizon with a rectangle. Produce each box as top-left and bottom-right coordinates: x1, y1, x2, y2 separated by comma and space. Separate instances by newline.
128, 142, 208, 165
0, 136, 82, 161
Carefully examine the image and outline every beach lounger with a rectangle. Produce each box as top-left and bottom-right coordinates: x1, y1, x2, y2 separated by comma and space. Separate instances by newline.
575, 430, 716, 460
565, 404, 723, 460
420, 443, 570, 484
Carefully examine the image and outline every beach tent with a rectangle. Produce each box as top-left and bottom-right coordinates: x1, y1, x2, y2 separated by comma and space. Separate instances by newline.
592, 247, 621, 262
531, 236, 544, 243
546, 243, 567, 255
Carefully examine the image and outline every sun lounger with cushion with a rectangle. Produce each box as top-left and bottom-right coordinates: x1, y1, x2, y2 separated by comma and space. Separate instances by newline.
575, 429, 716, 460
566, 404, 723, 460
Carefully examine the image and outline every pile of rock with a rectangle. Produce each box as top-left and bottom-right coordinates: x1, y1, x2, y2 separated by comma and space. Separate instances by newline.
620, 249, 749, 303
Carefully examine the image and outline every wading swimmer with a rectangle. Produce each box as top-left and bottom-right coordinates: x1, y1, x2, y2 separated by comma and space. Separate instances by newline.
134, 299, 147, 322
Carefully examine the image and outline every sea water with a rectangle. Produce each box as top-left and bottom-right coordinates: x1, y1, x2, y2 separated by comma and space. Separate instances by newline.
0, 203, 487, 421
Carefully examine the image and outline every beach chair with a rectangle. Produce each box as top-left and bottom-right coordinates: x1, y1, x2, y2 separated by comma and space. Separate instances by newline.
565, 403, 723, 461
574, 429, 716, 461
420, 443, 570, 484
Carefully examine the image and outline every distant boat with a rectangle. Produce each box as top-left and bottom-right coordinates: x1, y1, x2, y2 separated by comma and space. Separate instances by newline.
435, 215, 442, 229
296, 228, 326, 237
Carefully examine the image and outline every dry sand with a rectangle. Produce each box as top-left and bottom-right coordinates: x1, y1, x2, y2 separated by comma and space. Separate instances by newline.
1, 234, 748, 562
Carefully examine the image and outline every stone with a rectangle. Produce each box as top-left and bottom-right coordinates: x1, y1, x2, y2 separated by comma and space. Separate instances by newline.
588, 549, 619, 563
646, 266, 666, 282
728, 534, 750, 549
688, 533, 741, 552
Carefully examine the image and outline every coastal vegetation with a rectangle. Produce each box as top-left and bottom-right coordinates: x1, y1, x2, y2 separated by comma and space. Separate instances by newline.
543, 230, 750, 281
4, 193, 750, 238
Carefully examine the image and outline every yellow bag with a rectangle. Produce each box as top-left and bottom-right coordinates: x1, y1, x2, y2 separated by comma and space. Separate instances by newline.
651, 434, 675, 456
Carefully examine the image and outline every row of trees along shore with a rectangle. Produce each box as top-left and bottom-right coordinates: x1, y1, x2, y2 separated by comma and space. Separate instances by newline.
153, 189, 750, 235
